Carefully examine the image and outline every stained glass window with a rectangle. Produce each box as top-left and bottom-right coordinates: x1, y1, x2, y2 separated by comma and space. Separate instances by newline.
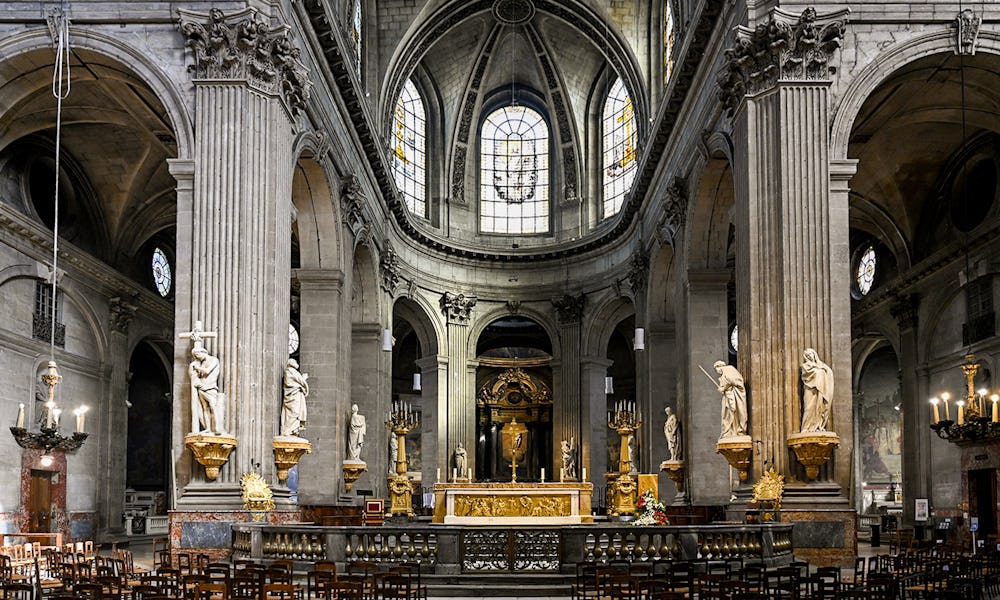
289, 323, 300, 355
856, 246, 876, 296
351, 0, 362, 79
480, 105, 549, 234
602, 77, 638, 218
730, 324, 739, 353
664, 0, 676, 84
152, 247, 172, 297
391, 79, 426, 216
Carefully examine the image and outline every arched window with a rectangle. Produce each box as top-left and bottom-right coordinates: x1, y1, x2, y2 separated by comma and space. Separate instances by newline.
602, 77, 637, 218
480, 105, 549, 234
351, 0, 362, 78
391, 79, 426, 216
664, 0, 676, 84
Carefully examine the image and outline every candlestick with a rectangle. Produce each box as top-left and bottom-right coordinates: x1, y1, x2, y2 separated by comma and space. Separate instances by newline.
16, 403, 24, 429
930, 398, 940, 425
992, 395, 998, 423
582, 467, 587, 480
75, 406, 88, 433
957, 401, 965, 425
941, 393, 951, 421
53, 408, 62, 428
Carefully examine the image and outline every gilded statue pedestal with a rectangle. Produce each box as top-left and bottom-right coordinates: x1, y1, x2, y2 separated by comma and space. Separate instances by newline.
660, 460, 685, 493
787, 431, 839, 481
387, 474, 415, 518
185, 433, 237, 481
272, 436, 312, 484
608, 473, 638, 518
342, 460, 367, 491
716, 435, 752, 482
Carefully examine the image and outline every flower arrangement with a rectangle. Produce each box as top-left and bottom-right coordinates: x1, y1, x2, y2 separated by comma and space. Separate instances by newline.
633, 489, 670, 526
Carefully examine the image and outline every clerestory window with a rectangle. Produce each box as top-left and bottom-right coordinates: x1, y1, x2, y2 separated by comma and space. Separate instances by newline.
602, 77, 638, 218
480, 105, 550, 234
391, 79, 426, 216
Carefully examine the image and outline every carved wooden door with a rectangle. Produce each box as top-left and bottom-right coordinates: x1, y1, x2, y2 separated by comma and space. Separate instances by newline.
29, 470, 52, 532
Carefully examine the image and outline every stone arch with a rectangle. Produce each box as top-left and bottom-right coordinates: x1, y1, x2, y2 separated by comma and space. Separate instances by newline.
393, 296, 442, 358
831, 30, 1000, 161
292, 155, 342, 272
685, 151, 735, 272
583, 293, 636, 358
350, 243, 381, 325
0, 27, 193, 160
467, 305, 560, 360
646, 242, 677, 324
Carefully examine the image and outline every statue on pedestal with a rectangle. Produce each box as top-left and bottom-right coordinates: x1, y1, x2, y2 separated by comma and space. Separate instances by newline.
279, 359, 308, 437
189, 345, 224, 434
560, 438, 577, 480
347, 404, 367, 461
714, 360, 747, 439
663, 406, 681, 461
799, 348, 834, 432
453, 442, 468, 479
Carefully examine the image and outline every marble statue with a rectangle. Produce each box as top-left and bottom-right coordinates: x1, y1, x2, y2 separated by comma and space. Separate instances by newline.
714, 360, 747, 439
560, 438, 577, 479
388, 433, 398, 474
347, 404, 366, 461
453, 442, 467, 478
800, 348, 834, 432
189, 344, 224, 433
280, 359, 308, 437
664, 406, 681, 461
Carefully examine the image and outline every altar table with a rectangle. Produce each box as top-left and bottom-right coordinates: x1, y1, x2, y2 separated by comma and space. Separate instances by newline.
432, 482, 594, 524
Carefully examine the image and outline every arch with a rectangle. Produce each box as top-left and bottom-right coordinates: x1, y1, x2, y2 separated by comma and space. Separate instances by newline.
646, 242, 677, 324
583, 293, 636, 357
685, 154, 735, 271
291, 156, 342, 272
849, 191, 912, 272
467, 306, 560, 360
831, 30, 1000, 161
0, 27, 193, 160
350, 243, 380, 324
393, 296, 441, 357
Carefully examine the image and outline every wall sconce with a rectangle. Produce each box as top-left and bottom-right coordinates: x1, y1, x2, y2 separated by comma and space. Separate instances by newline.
633, 327, 645, 351
605, 376, 614, 395
412, 373, 422, 392
381, 328, 394, 352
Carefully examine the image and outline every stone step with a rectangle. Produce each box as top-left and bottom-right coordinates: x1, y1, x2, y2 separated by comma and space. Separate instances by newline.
422, 573, 573, 597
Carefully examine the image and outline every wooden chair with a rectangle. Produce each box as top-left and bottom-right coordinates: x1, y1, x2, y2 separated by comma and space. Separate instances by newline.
3, 582, 36, 600
262, 583, 296, 600
194, 582, 228, 600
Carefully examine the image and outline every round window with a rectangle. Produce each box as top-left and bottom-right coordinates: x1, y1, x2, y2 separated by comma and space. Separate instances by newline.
151, 248, 172, 297
855, 246, 876, 297
288, 323, 300, 355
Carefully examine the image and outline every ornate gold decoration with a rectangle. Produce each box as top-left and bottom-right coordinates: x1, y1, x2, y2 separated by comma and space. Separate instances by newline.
502, 418, 528, 482
750, 467, 784, 521
660, 460, 685, 493
342, 461, 367, 491
787, 431, 840, 480
384, 403, 418, 518
716, 437, 752, 481
609, 474, 637, 517
454, 494, 571, 518
387, 475, 414, 517
241, 471, 275, 521
477, 368, 552, 407
272, 437, 312, 483
185, 433, 237, 481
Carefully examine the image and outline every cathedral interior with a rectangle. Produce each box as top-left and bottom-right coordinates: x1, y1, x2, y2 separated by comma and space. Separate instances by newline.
1, 0, 1000, 573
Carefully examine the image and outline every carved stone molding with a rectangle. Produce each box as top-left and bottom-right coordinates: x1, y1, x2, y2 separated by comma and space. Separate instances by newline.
956, 9, 981, 56
340, 174, 369, 238
109, 295, 139, 335
717, 7, 848, 115
552, 294, 585, 325
657, 176, 688, 246
178, 8, 311, 115
616, 253, 649, 299
890, 294, 920, 331
506, 300, 522, 314
380, 244, 410, 296
441, 292, 477, 325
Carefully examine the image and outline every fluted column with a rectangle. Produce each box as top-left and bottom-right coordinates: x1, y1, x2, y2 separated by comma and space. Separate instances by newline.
175, 8, 308, 506
440, 293, 477, 472
99, 296, 136, 535
295, 269, 345, 504
893, 296, 928, 526
552, 295, 584, 468
722, 7, 851, 492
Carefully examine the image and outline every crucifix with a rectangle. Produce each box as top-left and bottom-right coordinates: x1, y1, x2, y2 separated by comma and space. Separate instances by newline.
179, 320, 218, 348
179, 320, 220, 433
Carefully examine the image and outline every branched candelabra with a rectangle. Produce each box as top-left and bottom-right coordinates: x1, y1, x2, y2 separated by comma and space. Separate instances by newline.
929, 353, 1000, 444
607, 400, 641, 517
10, 362, 88, 459
385, 400, 418, 517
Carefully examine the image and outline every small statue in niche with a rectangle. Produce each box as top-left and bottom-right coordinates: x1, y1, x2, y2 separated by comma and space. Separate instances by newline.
453, 442, 468, 479
279, 359, 308, 437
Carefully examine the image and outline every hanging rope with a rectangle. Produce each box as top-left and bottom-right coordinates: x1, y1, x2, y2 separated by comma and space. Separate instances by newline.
49, 8, 71, 361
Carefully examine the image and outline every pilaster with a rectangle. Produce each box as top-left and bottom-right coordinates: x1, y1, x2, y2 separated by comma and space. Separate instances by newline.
440, 293, 477, 468
580, 357, 612, 489
552, 294, 584, 468
892, 295, 928, 525
100, 296, 136, 535
174, 8, 305, 507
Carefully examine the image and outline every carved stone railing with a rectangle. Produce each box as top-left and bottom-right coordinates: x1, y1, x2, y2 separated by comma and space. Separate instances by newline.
232, 523, 794, 573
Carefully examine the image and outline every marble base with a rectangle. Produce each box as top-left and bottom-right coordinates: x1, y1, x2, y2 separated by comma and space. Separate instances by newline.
780, 507, 857, 568
169, 509, 301, 564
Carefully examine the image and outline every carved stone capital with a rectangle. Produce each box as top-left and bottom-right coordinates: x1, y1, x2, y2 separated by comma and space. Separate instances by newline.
441, 292, 477, 325
657, 176, 688, 246
616, 252, 649, 299
717, 7, 848, 114
380, 244, 403, 294
956, 9, 981, 56
178, 8, 310, 115
109, 295, 138, 335
890, 294, 919, 331
340, 174, 369, 238
552, 294, 585, 325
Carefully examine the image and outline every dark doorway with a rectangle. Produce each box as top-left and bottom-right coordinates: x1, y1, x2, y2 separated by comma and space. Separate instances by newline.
29, 470, 53, 532
126, 343, 171, 503
969, 468, 997, 539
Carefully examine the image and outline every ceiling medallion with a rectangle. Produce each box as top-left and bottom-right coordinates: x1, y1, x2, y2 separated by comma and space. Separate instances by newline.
493, 0, 535, 25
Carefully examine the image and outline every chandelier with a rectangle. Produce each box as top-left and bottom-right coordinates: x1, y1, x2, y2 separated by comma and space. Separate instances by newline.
9, 9, 89, 465
929, 353, 999, 444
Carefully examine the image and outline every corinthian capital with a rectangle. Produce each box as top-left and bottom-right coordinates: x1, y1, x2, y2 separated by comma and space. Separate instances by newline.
178, 8, 310, 114
718, 7, 849, 114
440, 292, 477, 325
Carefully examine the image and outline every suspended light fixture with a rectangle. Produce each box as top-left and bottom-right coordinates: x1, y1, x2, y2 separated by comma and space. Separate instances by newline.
633, 327, 645, 351
382, 328, 395, 352
10, 9, 89, 457
412, 373, 422, 392
605, 376, 615, 395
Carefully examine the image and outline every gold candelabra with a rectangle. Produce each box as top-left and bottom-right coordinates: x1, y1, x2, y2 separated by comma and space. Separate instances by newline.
385, 400, 418, 517
10, 362, 89, 463
929, 353, 1000, 443
607, 400, 641, 517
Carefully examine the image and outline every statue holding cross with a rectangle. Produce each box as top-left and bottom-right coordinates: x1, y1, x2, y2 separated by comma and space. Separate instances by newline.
179, 320, 225, 434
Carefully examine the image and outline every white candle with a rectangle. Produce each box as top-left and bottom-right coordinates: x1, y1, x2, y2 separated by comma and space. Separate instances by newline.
436, 468, 441, 481
992, 395, 998, 423
957, 401, 965, 425
53, 408, 62, 428
16, 403, 24, 428
75, 407, 88, 433
582, 467, 587, 480
45, 401, 54, 429
541, 468, 545, 482
452, 468, 457, 481
560, 468, 565, 482
930, 398, 940, 424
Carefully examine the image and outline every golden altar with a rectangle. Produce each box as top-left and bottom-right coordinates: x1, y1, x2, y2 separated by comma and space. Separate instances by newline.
432, 482, 594, 524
